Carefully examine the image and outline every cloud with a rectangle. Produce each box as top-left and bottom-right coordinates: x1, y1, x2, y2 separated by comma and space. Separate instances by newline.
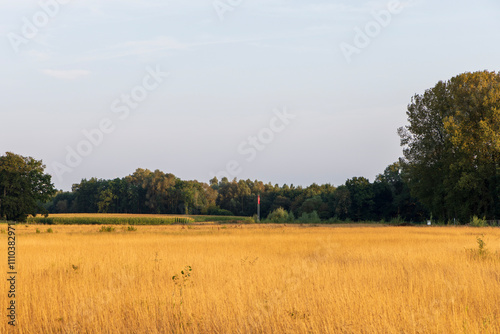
110, 36, 187, 53
243, 1, 372, 17
25, 50, 52, 62
41, 69, 90, 80
79, 36, 187, 62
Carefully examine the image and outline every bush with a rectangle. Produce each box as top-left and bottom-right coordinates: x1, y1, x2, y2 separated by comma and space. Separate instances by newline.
327, 216, 343, 224
298, 211, 321, 224
267, 207, 289, 223
466, 234, 492, 260
207, 206, 234, 216
470, 216, 487, 227
389, 215, 405, 225
99, 226, 115, 233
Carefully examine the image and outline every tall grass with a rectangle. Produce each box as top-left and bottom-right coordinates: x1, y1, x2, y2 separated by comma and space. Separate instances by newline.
1, 225, 499, 333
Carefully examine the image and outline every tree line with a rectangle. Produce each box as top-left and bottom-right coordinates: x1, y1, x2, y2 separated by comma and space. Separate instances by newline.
44, 163, 427, 222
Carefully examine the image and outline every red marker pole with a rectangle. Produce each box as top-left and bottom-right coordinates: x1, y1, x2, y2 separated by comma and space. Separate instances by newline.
257, 194, 261, 222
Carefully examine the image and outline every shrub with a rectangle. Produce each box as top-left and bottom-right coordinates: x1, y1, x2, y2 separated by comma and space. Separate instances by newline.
298, 211, 321, 224
46, 228, 53, 233
267, 207, 289, 223
389, 215, 405, 225
466, 234, 490, 260
327, 216, 343, 224
207, 206, 234, 216
470, 216, 487, 227
99, 226, 115, 233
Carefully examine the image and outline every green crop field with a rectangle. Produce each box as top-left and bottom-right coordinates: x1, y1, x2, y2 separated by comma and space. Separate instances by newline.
25, 213, 253, 225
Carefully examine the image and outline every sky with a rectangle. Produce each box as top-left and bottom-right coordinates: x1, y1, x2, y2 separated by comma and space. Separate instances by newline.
1, 0, 499, 191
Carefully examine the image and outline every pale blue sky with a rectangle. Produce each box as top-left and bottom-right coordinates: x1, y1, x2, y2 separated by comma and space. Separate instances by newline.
1, 0, 499, 191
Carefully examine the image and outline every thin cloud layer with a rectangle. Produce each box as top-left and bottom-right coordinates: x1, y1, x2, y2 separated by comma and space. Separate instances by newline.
41, 69, 90, 80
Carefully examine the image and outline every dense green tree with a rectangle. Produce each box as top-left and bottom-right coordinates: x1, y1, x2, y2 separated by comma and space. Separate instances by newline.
125, 169, 152, 213
300, 195, 323, 214
0, 152, 56, 222
72, 178, 102, 213
45, 191, 76, 213
399, 71, 500, 222
374, 162, 428, 221
270, 195, 292, 213
332, 185, 351, 219
98, 188, 117, 213
372, 181, 394, 220
345, 177, 374, 221
177, 180, 216, 214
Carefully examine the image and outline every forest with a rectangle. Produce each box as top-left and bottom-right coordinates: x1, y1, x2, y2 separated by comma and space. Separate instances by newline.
44, 162, 428, 223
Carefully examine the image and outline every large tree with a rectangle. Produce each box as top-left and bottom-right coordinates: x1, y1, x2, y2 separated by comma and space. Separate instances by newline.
398, 71, 500, 222
345, 177, 374, 221
0, 152, 56, 222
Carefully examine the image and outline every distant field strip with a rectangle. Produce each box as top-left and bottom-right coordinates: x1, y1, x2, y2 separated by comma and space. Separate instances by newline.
27, 213, 253, 225
28, 214, 194, 225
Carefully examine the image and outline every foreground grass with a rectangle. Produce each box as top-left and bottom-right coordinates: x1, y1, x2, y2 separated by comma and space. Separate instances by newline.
1, 224, 499, 333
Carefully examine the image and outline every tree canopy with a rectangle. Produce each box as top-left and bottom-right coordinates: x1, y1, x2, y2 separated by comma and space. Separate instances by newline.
43, 164, 426, 223
398, 71, 500, 222
0, 152, 56, 222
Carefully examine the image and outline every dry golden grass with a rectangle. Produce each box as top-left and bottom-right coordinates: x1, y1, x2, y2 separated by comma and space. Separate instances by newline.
1, 224, 499, 333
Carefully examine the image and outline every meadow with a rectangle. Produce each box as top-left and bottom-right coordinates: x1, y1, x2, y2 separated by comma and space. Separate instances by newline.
1, 222, 499, 333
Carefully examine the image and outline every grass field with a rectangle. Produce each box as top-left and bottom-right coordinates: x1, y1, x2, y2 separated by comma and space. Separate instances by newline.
26, 213, 253, 225
1, 223, 499, 333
